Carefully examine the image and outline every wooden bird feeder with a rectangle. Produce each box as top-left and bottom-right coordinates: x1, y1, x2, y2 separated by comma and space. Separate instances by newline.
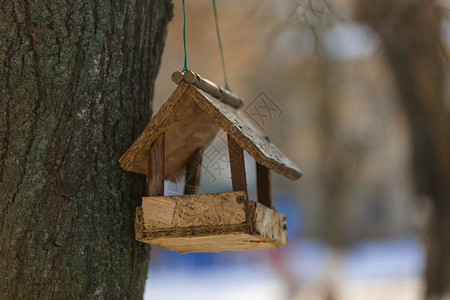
119, 70, 302, 253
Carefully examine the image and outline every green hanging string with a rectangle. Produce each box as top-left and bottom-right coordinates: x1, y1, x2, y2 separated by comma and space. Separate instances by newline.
182, 0, 188, 72
212, 0, 230, 91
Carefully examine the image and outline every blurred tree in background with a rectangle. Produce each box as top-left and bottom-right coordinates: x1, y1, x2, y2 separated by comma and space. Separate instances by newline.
148, 0, 450, 298
356, 0, 450, 297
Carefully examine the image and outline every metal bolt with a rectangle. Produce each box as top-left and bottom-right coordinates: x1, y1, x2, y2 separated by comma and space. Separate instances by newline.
236, 196, 244, 203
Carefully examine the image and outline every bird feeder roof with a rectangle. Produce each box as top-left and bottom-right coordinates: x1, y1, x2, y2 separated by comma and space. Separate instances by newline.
119, 81, 302, 180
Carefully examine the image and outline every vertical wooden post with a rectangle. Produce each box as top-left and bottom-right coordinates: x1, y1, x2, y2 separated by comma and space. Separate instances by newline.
257, 162, 272, 208
184, 148, 203, 194
147, 133, 165, 196
227, 134, 247, 193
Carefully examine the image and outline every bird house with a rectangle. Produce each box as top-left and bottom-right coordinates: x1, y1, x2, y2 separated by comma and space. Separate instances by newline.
119, 71, 302, 253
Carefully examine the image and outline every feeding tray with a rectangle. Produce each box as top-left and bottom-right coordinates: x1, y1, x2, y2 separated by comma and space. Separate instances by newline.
135, 192, 287, 253
119, 71, 302, 253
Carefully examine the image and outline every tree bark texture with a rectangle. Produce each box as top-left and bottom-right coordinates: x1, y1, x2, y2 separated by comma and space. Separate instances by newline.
356, 0, 450, 297
0, 0, 172, 298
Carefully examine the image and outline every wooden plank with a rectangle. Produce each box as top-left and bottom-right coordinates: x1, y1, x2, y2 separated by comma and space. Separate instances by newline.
141, 192, 248, 229
188, 85, 302, 180
184, 148, 203, 194
140, 196, 176, 224
227, 134, 248, 193
148, 133, 165, 196
149, 234, 278, 253
254, 202, 287, 246
119, 82, 220, 180
135, 193, 287, 253
256, 162, 272, 208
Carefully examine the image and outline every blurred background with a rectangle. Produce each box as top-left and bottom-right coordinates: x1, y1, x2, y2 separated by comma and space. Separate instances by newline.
145, 0, 450, 299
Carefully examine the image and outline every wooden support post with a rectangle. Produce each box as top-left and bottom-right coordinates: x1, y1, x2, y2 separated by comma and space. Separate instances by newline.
227, 134, 247, 193
147, 133, 165, 196
257, 162, 272, 208
184, 148, 203, 194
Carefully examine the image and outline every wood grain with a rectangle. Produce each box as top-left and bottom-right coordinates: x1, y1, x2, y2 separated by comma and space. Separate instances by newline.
120, 82, 302, 181
148, 234, 279, 253
189, 85, 302, 180
135, 191, 287, 252
141, 192, 247, 229
227, 134, 248, 193
119, 82, 220, 180
254, 202, 287, 246
148, 133, 165, 196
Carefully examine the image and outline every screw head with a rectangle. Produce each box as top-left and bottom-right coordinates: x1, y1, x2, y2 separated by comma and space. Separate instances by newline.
236, 196, 245, 203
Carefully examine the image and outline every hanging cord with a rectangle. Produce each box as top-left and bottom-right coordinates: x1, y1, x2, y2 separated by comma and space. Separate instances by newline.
182, 0, 188, 71
212, 0, 230, 91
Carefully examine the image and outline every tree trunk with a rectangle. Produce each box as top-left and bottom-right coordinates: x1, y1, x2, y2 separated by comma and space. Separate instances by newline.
0, 0, 172, 298
356, 0, 450, 298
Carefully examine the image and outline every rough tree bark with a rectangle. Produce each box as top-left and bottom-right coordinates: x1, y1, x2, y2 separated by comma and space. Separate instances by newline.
356, 0, 450, 298
0, 0, 172, 298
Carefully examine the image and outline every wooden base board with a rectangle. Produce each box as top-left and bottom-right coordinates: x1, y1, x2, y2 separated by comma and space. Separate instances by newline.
148, 233, 279, 253
135, 191, 287, 253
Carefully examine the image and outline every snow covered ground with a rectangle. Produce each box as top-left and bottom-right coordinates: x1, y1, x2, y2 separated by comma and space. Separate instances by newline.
144, 235, 424, 300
